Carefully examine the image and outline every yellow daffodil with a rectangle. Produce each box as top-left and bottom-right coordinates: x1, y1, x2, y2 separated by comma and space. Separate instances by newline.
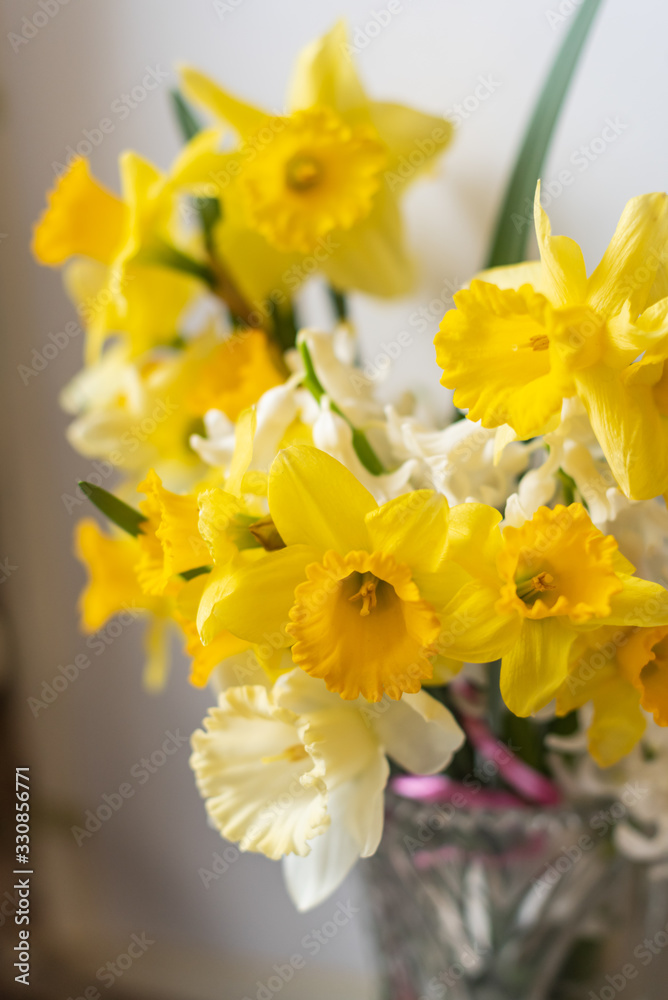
179, 21, 453, 297
195, 445, 483, 702
435, 184, 668, 499
556, 624, 668, 766
191, 669, 462, 909
62, 329, 285, 477
75, 519, 173, 689
135, 469, 211, 596
33, 155, 203, 361
438, 503, 668, 717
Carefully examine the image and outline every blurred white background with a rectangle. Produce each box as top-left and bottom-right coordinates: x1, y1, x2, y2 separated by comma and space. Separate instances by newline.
1, 0, 667, 996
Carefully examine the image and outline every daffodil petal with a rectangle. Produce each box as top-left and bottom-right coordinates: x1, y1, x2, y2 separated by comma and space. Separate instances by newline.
197, 545, 316, 645
365, 490, 449, 574
586, 192, 668, 317
437, 581, 519, 662
369, 100, 452, 175
190, 686, 329, 859
375, 690, 464, 774
500, 618, 576, 717
601, 576, 668, 627
179, 65, 268, 137
534, 183, 587, 306
287, 21, 369, 120
575, 366, 668, 500
269, 446, 375, 553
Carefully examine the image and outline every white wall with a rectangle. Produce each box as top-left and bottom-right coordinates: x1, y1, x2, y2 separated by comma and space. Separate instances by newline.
1, 0, 666, 996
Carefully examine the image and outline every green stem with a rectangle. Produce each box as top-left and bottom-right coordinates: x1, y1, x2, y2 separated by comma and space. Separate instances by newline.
298, 339, 386, 476
485, 0, 604, 268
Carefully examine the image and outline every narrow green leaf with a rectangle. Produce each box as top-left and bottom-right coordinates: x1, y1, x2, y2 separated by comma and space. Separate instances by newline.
485, 0, 604, 268
297, 339, 386, 476
180, 565, 212, 581
170, 89, 222, 252
170, 88, 202, 142
79, 482, 146, 537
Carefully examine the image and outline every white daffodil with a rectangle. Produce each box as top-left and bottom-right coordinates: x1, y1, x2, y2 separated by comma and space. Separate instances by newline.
386, 407, 529, 506
190, 669, 463, 911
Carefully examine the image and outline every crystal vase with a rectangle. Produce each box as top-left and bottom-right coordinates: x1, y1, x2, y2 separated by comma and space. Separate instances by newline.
363, 790, 668, 1000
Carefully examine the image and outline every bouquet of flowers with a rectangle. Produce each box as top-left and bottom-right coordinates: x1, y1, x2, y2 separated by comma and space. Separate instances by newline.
31, 11, 668, 986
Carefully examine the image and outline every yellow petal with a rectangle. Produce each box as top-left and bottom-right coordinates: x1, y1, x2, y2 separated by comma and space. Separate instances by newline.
75, 519, 144, 631
287, 21, 369, 121
587, 677, 645, 767
187, 330, 285, 423
143, 617, 170, 692
226, 406, 257, 496
436, 281, 567, 439
197, 545, 316, 646
288, 549, 440, 701
586, 192, 668, 318
437, 581, 519, 662
575, 365, 668, 499
136, 470, 209, 595
321, 183, 414, 297
365, 490, 450, 574
179, 65, 268, 137
500, 617, 576, 717
444, 502, 503, 587
269, 446, 375, 553
369, 100, 453, 177
32, 158, 127, 266
474, 261, 544, 292
534, 182, 587, 305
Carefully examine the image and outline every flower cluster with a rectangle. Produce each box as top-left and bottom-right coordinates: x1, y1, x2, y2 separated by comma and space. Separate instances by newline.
33, 22, 668, 910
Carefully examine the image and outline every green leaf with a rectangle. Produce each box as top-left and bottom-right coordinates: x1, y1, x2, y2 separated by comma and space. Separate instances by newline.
170, 88, 202, 142
170, 88, 222, 252
135, 238, 217, 288
180, 565, 212, 581
297, 338, 386, 476
485, 0, 604, 268
79, 482, 146, 537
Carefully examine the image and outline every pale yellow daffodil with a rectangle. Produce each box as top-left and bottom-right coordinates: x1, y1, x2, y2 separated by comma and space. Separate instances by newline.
435, 183, 668, 499
190, 668, 463, 910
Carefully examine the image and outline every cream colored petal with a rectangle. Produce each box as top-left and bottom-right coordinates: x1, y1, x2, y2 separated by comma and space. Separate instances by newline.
190, 686, 329, 860
374, 690, 464, 774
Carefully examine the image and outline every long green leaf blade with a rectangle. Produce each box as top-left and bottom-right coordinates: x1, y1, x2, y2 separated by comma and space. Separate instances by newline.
79, 482, 146, 537
485, 0, 604, 268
